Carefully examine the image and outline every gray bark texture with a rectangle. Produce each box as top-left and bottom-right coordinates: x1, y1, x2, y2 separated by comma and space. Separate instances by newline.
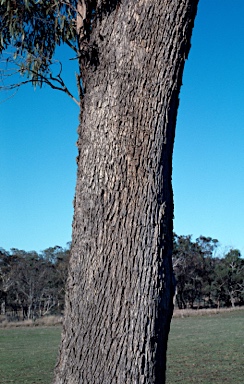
54, 0, 199, 383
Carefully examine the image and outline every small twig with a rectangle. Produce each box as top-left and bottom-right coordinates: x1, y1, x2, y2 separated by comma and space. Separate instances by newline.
65, 40, 79, 54
0, 89, 19, 104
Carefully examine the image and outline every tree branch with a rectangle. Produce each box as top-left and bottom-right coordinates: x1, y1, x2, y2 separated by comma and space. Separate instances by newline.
0, 53, 80, 106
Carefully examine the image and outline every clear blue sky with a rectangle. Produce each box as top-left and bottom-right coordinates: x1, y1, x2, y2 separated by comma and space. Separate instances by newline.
1, 0, 243, 254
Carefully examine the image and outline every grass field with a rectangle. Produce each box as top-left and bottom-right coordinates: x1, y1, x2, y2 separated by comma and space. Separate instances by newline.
166, 309, 244, 383
0, 326, 61, 383
0, 309, 243, 383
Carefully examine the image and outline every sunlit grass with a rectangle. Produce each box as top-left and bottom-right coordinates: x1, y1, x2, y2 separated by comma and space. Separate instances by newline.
0, 309, 243, 383
0, 326, 61, 383
166, 309, 244, 383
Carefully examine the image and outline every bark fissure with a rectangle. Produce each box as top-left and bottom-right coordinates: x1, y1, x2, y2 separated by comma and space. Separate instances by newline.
54, 1, 199, 383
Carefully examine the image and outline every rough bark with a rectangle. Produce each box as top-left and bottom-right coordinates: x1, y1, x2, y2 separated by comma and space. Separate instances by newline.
54, 1, 199, 383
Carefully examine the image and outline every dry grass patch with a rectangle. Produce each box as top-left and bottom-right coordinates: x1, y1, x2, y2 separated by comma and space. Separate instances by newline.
173, 306, 243, 318
0, 315, 63, 328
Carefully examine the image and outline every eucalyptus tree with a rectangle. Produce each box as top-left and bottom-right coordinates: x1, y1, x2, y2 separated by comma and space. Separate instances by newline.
173, 234, 204, 309
0, 248, 10, 315
1, 1, 199, 382
213, 249, 244, 308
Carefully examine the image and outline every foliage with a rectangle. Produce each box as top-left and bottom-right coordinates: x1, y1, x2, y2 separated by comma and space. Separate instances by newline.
173, 235, 205, 308
0, 245, 70, 320
0, 0, 120, 102
0, 236, 243, 322
213, 249, 244, 308
0, 0, 77, 88
173, 234, 244, 309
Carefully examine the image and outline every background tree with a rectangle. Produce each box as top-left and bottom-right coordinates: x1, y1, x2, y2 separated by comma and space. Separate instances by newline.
0, 248, 11, 315
1, 239, 243, 320
40, 245, 70, 312
195, 236, 219, 307
213, 249, 244, 308
0, 245, 70, 320
172, 235, 244, 309
1, 1, 199, 382
173, 235, 204, 309
2, 249, 54, 319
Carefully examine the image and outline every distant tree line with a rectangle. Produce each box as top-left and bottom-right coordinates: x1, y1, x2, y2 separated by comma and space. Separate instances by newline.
0, 245, 70, 321
0, 236, 243, 321
173, 235, 244, 309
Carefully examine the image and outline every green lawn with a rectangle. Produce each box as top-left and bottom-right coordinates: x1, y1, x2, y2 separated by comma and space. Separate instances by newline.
0, 326, 61, 383
166, 309, 244, 383
0, 310, 243, 383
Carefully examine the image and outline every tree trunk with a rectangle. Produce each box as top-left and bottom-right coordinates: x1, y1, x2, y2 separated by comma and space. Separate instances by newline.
1, 301, 6, 315
229, 291, 235, 308
54, 1, 199, 383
